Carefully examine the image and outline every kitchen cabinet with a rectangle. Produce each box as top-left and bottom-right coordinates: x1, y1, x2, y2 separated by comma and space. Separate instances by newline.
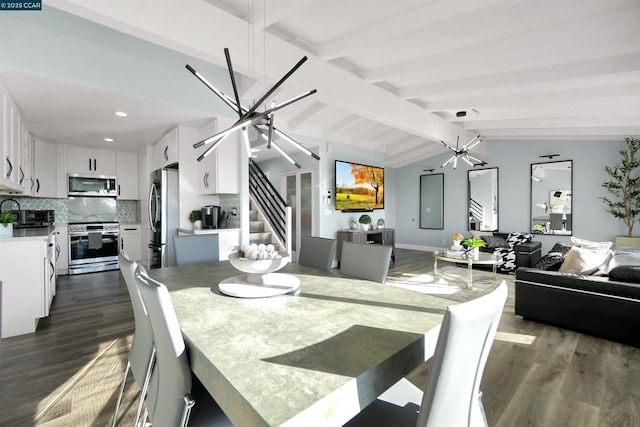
197, 120, 239, 194
152, 127, 179, 170
32, 139, 58, 198
120, 224, 142, 262
67, 145, 117, 176
0, 81, 25, 193
116, 151, 139, 199
55, 225, 68, 275
21, 128, 33, 196
0, 235, 54, 338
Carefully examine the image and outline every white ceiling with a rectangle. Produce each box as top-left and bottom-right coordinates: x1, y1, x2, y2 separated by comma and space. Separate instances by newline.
3, 0, 640, 167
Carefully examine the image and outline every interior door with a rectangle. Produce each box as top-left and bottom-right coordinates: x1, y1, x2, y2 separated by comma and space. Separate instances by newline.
282, 168, 315, 262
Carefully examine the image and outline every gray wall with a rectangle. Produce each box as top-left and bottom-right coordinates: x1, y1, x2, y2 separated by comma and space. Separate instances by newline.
394, 139, 626, 254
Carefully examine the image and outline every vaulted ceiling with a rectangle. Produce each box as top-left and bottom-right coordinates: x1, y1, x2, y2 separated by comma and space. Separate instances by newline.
4, 0, 640, 167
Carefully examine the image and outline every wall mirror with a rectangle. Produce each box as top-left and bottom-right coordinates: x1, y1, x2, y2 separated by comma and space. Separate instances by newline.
530, 160, 572, 235
420, 173, 444, 229
468, 168, 499, 231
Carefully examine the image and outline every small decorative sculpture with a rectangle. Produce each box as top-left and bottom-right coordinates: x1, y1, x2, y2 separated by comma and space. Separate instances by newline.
451, 233, 464, 251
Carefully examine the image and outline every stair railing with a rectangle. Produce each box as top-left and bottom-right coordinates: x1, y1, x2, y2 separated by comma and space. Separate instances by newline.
248, 160, 291, 254
469, 198, 484, 229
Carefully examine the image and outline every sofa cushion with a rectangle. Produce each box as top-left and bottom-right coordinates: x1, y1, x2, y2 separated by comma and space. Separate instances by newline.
609, 265, 640, 283
470, 230, 494, 239
559, 246, 612, 275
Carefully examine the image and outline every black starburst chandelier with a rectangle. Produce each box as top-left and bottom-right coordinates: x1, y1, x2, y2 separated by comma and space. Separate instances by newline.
186, 48, 320, 168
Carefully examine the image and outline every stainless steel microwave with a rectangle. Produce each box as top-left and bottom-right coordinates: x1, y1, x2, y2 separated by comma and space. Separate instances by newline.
68, 174, 117, 197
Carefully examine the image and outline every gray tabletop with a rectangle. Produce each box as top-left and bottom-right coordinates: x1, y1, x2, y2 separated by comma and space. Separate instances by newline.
149, 261, 450, 426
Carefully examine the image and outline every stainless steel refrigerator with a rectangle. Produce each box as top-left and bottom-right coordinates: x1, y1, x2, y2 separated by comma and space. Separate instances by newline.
148, 165, 179, 268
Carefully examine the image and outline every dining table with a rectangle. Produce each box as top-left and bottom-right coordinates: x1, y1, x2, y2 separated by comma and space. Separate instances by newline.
148, 260, 451, 427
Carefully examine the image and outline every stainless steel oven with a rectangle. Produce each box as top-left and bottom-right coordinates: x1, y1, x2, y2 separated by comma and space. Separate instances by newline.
68, 222, 120, 275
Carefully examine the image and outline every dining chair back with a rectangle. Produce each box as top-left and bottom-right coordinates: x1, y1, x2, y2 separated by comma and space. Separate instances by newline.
340, 241, 392, 283
173, 235, 220, 265
298, 236, 337, 271
565, 213, 572, 232
134, 266, 194, 427
112, 251, 155, 427
345, 281, 508, 427
549, 213, 564, 231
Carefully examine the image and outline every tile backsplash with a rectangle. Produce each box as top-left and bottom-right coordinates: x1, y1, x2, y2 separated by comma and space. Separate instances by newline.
0, 196, 141, 225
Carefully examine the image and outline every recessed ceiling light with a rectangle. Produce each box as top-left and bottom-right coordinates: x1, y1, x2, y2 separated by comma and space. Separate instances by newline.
104, 137, 114, 142
115, 111, 128, 117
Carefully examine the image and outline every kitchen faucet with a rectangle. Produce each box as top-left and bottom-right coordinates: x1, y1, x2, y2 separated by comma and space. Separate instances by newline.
0, 198, 21, 212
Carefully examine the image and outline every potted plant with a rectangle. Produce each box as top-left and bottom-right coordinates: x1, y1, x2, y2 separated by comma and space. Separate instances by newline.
358, 214, 372, 231
601, 137, 640, 247
188, 210, 202, 230
462, 236, 486, 258
0, 212, 17, 236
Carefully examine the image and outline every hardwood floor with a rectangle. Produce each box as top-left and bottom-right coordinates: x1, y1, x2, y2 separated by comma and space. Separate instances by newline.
1, 249, 638, 426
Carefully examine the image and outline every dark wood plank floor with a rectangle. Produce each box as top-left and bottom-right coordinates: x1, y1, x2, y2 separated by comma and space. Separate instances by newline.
1, 248, 638, 426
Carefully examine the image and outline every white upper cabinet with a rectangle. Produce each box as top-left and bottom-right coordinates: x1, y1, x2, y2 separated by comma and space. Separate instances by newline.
67, 145, 117, 176
0, 80, 26, 193
32, 139, 58, 198
152, 127, 179, 170
197, 119, 239, 194
116, 150, 139, 199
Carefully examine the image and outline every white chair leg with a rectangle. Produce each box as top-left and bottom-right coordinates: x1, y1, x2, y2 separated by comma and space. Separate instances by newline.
134, 348, 157, 427
112, 361, 131, 427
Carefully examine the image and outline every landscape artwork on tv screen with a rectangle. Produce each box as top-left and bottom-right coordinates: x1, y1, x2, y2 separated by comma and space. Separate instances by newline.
335, 160, 384, 211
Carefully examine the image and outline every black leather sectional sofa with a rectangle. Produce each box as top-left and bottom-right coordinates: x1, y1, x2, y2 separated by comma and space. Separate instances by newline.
515, 248, 640, 348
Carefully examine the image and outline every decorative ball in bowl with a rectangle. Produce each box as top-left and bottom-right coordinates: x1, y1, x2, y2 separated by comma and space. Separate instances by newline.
228, 244, 290, 284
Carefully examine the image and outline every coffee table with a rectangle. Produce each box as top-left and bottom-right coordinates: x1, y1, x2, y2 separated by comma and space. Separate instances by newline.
433, 249, 498, 289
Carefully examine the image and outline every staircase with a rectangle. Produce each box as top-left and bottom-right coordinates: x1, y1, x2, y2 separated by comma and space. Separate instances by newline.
249, 208, 273, 246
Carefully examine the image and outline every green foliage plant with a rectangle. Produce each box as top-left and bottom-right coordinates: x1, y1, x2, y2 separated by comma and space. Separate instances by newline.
188, 210, 202, 223
358, 214, 372, 224
601, 137, 640, 236
0, 212, 17, 227
462, 236, 486, 248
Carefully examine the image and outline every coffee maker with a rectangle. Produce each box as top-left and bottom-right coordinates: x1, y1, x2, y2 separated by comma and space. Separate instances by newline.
201, 205, 221, 229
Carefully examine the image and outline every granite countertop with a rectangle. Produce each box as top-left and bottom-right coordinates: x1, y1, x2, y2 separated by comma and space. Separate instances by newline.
178, 227, 240, 235
0, 226, 56, 241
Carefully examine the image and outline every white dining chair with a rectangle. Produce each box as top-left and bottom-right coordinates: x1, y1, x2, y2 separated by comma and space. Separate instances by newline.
298, 236, 337, 271
173, 235, 220, 266
340, 240, 393, 283
134, 267, 232, 427
112, 251, 155, 427
345, 281, 509, 427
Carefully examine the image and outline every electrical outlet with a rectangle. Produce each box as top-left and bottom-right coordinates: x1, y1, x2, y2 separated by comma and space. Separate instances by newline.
440, 238, 445, 244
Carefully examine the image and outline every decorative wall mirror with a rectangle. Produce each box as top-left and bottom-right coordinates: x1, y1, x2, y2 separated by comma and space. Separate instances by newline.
420, 173, 444, 229
530, 160, 573, 235
468, 167, 499, 231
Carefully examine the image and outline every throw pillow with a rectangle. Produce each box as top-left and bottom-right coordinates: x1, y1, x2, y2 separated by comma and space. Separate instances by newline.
559, 246, 612, 275
481, 235, 508, 249
534, 253, 565, 271
549, 242, 572, 256
506, 232, 533, 248
470, 230, 494, 239
570, 237, 613, 251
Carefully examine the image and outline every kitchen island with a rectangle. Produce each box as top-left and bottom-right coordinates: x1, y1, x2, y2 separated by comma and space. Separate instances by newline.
177, 227, 240, 260
0, 227, 57, 338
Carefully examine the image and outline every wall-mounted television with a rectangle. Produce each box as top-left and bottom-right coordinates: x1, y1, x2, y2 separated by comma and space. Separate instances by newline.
335, 160, 384, 211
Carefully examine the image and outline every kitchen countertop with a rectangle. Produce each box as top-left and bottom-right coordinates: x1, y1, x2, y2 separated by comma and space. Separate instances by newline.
0, 226, 56, 241
178, 227, 240, 235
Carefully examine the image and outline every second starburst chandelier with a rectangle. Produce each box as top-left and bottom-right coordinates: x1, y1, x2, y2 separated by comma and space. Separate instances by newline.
185, 46, 320, 169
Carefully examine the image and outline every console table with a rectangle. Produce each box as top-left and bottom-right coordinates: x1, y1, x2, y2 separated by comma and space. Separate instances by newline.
336, 228, 395, 267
